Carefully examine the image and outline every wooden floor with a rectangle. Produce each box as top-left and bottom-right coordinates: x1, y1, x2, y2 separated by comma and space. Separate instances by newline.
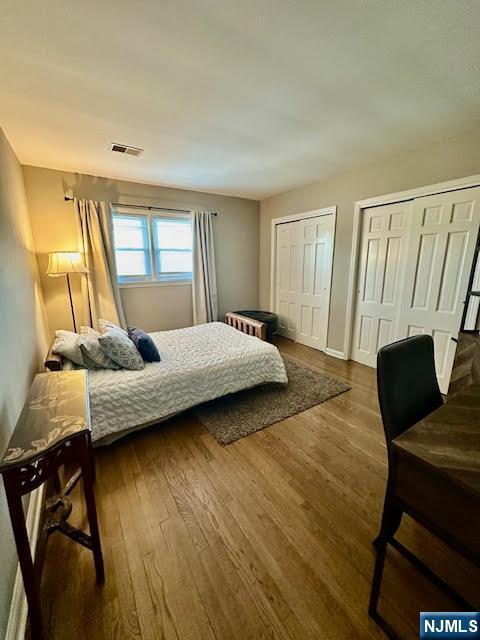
41, 337, 479, 639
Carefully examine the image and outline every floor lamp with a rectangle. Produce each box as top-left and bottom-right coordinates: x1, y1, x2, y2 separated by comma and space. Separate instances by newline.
46, 252, 89, 332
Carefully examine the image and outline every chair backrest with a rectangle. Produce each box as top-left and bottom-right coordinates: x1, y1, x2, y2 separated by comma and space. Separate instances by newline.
377, 335, 443, 444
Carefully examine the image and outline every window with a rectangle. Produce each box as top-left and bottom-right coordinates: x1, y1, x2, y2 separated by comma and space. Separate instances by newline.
112, 215, 151, 282
153, 217, 192, 280
112, 211, 192, 284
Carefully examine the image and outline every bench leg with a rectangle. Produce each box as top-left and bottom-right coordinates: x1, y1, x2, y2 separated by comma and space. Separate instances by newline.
4, 477, 43, 640
80, 434, 104, 583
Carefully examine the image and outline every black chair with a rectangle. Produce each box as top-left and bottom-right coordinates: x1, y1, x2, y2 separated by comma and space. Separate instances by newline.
369, 335, 472, 637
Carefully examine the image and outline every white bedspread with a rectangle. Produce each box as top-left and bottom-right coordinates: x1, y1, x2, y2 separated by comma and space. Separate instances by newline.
88, 322, 287, 444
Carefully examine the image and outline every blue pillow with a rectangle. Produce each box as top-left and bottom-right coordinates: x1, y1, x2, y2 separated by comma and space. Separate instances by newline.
127, 327, 161, 362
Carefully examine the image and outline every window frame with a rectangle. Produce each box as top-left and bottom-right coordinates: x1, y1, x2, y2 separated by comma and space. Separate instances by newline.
111, 212, 153, 284
152, 215, 193, 283
112, 207, 193, 286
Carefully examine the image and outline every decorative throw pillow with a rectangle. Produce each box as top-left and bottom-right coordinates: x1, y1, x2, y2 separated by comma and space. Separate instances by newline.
98, 328, 144, 370
98, 318, 128, 336
79, 328, 121, 370
81, 325, 100, 338
52, 330, 85, 367
128, 327, 161, 362
62, 360, 85, 371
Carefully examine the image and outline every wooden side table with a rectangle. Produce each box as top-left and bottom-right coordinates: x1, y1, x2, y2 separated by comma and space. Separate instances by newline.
0, 370, 104, 640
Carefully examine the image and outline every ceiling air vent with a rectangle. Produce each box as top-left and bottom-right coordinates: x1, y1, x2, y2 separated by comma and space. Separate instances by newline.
110, 143, 143, 156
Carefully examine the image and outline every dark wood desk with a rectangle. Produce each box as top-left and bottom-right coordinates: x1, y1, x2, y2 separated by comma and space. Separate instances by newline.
393, 383, 480, 565
0, 370, 104, 640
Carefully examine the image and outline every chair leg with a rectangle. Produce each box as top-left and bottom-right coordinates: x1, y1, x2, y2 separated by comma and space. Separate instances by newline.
373, 507, 402, 548
373, 485, 403, 548
370, 487, 402, 613
369, 534, 388, 617
370, 490, 404, 639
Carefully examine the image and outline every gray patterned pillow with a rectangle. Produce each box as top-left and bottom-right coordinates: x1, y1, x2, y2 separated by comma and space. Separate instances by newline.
79, 327, 121, 370
98, 328, 144, 370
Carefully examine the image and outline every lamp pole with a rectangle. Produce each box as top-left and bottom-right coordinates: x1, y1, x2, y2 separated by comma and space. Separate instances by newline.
46, 253, 88, 332
66, 273, 77, 332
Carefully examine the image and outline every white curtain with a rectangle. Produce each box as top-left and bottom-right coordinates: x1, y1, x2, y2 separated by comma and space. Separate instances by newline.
75, 198, 127, 330
191, 211, 218, 324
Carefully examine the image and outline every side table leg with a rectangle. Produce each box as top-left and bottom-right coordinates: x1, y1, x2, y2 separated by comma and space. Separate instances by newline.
4, 477, 43, 640
80, 435, 104, 583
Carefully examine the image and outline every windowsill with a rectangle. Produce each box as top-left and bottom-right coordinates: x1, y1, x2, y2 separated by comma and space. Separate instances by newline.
119, 280, 192, 289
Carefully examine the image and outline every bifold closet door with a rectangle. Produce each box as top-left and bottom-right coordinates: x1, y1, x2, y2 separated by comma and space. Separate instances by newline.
275, 220, 300, 339
397, 186, 480, 394
296, 214, 335, 350
351, 201, 411, 367
275, 214, 335, 349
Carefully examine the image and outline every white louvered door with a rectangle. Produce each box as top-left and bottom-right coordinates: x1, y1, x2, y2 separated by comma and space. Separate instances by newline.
351, 202, 411, 367
397, 186, 480, 393
275, 221, 301, 339
296, 214, 335, 350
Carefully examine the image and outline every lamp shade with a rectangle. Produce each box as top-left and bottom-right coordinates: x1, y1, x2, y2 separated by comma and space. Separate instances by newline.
46, 252, 89, 276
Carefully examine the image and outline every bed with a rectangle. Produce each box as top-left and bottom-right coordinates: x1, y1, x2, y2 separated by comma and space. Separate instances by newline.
46, 320, 287, 445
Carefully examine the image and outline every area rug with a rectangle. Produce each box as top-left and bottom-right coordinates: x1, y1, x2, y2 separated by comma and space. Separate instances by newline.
194, 355, 350, 445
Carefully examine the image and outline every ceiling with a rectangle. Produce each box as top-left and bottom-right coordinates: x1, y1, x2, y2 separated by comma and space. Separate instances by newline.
2, 0, 480, 200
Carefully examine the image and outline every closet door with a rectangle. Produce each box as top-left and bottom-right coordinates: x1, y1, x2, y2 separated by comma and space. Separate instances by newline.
296, 214, 335, 350
397, 186, 480, 393
275, 221, 300, 339
351, 202, 411, 367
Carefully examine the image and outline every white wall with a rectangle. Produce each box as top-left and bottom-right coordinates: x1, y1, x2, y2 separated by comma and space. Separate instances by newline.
260, 126, 480, 353
22, 166, 260, 337
0, 129, 49, 636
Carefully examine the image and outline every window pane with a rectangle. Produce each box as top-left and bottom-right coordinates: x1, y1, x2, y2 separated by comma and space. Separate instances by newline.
154, 218, 192, 250
158, 250, 192, 273
113, 215, 148, 249
115, 250, 149, 277
113, 214, 152, 281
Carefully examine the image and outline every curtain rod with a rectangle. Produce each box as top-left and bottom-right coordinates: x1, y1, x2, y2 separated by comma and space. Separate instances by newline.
64, 195, 217, 215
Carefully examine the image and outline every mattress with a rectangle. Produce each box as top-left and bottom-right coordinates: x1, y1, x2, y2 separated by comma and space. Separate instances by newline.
88, 322, 287, 444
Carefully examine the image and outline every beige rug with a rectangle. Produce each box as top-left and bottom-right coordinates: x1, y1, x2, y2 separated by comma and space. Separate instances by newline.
194, 355, 350, 445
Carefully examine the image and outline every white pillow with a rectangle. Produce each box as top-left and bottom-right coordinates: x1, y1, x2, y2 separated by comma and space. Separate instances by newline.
98, 319, 128, 335
79, 327, 120, 370
52, 330, 85, 366
81, 325, 100, 338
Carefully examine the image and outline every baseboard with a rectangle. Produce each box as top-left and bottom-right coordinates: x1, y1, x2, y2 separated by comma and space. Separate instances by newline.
324, 347, 347, 360
6, 484, 45, 640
